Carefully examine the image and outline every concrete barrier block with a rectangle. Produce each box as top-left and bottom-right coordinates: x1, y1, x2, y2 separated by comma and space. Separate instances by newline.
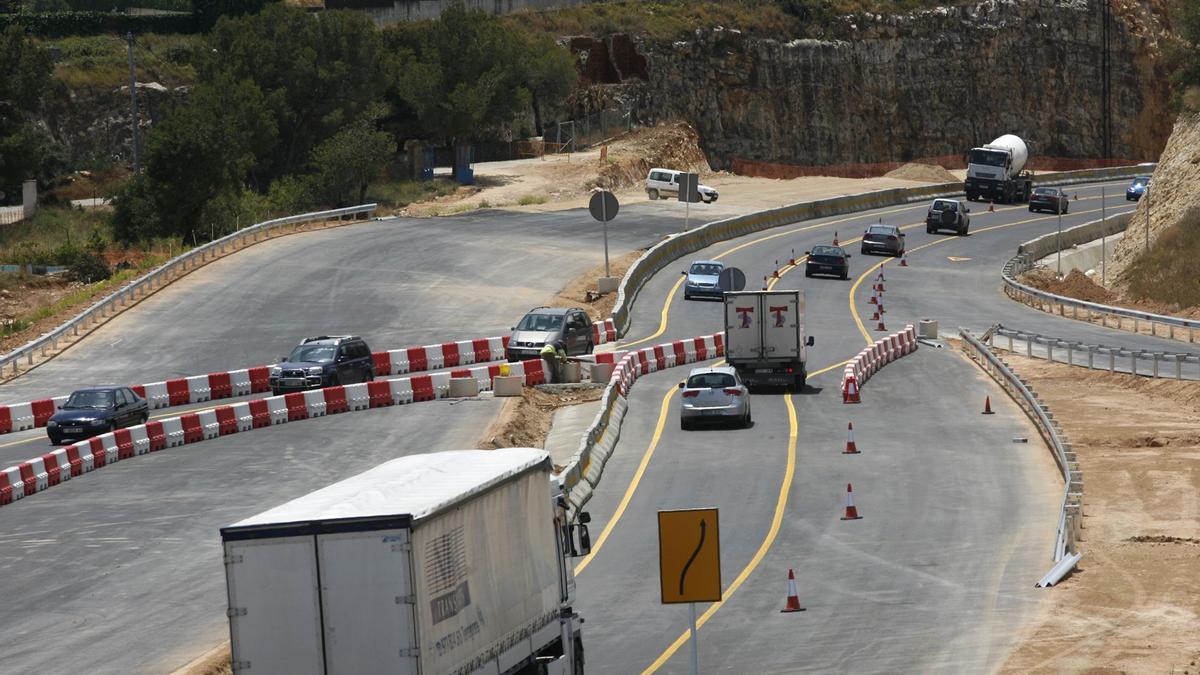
590, 362, 614, 383
493, 375, 523, 397
448, 377, 478, 398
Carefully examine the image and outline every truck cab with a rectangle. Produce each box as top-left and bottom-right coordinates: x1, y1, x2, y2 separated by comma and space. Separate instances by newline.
964, 134, 1033, 204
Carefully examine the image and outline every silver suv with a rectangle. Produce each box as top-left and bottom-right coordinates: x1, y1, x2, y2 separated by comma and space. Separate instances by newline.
506, 307, 594, 362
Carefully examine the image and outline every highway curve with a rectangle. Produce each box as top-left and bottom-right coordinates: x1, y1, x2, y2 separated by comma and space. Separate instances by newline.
0, 203, 729, 673
572, 182, 1191, 673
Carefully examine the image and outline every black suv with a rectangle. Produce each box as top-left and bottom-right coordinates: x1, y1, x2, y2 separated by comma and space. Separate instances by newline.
270, 335, 375, 395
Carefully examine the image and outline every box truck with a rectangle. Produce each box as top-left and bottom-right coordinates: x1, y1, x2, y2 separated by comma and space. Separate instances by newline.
723, 289, 813, 391
220, 448, 590, 674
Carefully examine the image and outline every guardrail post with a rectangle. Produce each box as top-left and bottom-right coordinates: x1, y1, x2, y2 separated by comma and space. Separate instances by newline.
1008, 334, 1014, 352
1175, 355, 1183, 380
1072, 305, 1078, 319
1047, 341, 1054, 363
1153, 353, 1160, 378
1109, 350, 1116, 373
1134, 317, 1139, 334
1087, 347, 1094, 370
1067, 342, 1074, 366
1026, 336, 1033, 357
1190, 327, 1195, 344
1131, 352, 1138, 376
1169, 324, 1175, 340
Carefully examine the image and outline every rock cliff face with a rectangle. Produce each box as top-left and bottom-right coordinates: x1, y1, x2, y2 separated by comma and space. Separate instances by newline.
572, 0, 1172, 170
40, 83, 186, 169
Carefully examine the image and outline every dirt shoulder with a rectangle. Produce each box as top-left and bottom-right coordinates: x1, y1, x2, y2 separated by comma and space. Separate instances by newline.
997, 355, 1200, 673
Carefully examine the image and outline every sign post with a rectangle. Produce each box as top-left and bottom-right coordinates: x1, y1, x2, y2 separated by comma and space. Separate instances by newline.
1101, 186, 1107, 286
589, 189, 620, 290
678, 173, 700, 231
658, 508, 721, 674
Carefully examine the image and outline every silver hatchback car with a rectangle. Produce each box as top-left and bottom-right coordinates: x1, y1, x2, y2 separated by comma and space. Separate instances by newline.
678, 366, 752, 430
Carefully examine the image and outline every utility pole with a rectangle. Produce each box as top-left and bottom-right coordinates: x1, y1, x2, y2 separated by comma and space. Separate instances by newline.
1145, 184, 1151, 253
127, 32, 141, 174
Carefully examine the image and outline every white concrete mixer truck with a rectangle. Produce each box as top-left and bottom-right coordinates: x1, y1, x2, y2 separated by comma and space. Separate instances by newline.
964, 134, 1033, 204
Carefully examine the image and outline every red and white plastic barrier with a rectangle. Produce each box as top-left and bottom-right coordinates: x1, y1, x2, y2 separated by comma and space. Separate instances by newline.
591, 318, 617, 345
0, 357, 547, 508
842, 324, 917, 403
0, 335, 512, 435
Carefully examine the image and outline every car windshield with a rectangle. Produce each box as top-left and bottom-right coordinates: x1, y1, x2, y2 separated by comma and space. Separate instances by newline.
969, 149, 1008, 167
687, 373, 736, 389
64, 390, 115, 409
931, 201, 956, 212
867, 226, 894, 235
288, 345, 336, 363
517, 313, 564, 332
689, 263, 722, 276
1033, 188, 1056, 195
1132, 176, 1150, 186
810, 246, 841, 257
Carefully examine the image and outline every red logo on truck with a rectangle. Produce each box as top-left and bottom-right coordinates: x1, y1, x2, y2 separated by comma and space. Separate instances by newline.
769, 305, 788, 327
736, 306, 754, 328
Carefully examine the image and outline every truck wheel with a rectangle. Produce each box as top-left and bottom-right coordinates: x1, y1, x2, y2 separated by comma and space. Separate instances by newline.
793, 374, 806, 392
840, 270, 848, 280
926, 225, 935, 234
648, 189, 659, 200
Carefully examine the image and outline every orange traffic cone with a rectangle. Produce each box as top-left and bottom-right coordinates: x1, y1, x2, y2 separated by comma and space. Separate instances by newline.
780, 569, 806, 612
842, 375, 860, 404
789, 249, 796, 265
843, 422, 859, 454
876, 270, 885, 281
841, 483, 863, 520
899, 255, 909, 267
773, 266, 780, 279
833, 231, 839, 246
762, 276, 769, 291
982, 395, 995, 415
869, 293, 877, 305
875, 320, 887, 331
988, 200, 995, 213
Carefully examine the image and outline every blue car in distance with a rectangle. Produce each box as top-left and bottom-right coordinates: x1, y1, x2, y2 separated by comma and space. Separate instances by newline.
1126, 175, 1151, 201
46, 386, 150, 444
682, 260, 725, 300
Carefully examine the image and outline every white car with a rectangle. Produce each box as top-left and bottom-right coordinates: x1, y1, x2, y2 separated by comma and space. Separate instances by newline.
646, 168, 718, 203
678, 366, 751, 430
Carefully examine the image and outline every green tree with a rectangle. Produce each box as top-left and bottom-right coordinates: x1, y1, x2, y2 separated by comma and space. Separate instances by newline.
386, 2, 575, 144
204, 5, 394, 185
0, 25, 54, 200
309, 108, 397, 206
1167, 0, 1200, 107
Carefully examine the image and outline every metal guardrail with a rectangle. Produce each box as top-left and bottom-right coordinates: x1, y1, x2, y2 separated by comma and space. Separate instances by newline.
959, 327, 1082, 578
1004, 211, 1200, 341
0, 204, 377, 376
991, 325, 1200, 380
611, 165, 1152, 339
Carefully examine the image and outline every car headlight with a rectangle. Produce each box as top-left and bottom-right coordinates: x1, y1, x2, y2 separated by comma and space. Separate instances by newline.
47, 420, 58, 428
307, 366, 324, 376
270, 366, 282, 376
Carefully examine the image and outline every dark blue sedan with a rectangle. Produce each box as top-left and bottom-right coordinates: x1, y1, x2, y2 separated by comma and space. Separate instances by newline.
46, 386, 150, 445
1126, 175, 1151, 201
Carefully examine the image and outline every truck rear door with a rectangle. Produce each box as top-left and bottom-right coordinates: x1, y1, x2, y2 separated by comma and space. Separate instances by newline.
317, 528, 419, 673
224, 536, 325, 675
724, 292, 765, 361
759, 291, 801, 362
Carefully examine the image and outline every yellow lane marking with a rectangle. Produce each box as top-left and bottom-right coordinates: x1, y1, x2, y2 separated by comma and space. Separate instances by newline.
641, 392, 799, 674
947, 256, 972, 262
619, 204, 926, 349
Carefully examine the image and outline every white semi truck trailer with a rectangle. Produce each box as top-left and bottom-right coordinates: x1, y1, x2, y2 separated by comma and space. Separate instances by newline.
220, 448, 591, 675
964, 134, 1033, 204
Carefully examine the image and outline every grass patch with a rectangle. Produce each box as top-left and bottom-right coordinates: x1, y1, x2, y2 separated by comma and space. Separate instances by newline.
366, 178, 460, 209
0, 206, 111, 263
1123, 206, 1200, 309
45, 33, 201, 90
517, 194, 548, 205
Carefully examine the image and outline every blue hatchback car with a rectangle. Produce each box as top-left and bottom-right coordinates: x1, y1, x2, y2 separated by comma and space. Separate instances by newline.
682, 260, 725, 300
46, 386, 149, 445
1126, 175, 1151, 201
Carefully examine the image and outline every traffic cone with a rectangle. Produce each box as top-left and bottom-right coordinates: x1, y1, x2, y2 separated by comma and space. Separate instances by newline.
842, 375, 860, 404
876, 300, 885, 314
869, 293, 877, 305
833, 231, 839, 246
843, 422, 859, 454
899, 254, 909, 267
780, 569, 806, 613
875, 319, 887, 331
789, 249, 796, 265
876, 270, 885, 281
773, 265, 780, 279
988, 200, 995, 213
841, 483, 863, 520
762, 276, 769, 291
871, 308, 880, 321
982, 395, 995, 415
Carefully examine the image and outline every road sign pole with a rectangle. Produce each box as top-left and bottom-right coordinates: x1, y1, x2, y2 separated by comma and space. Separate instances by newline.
1056, 208, 1062, 278
1145, 185, 1151, 252
602, 192, 610, 277
689, 602, 700, 674
1101, 186, 1106, 286
685, 196, 691, 232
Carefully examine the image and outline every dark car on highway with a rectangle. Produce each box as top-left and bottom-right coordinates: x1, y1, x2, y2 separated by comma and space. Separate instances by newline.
860, 224, 905, 257
46, 386, 149, 444
804, 245, 851, 279
1126, 175, 1150, 201
925, 198, 970, 235
270, 335, 375, 395
1029, 187, 1069, 214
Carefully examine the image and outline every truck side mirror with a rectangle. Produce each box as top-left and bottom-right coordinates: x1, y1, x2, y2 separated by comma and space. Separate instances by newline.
806, 336, 815, 346
576, 524, 592, 556
579, 511, 591, 524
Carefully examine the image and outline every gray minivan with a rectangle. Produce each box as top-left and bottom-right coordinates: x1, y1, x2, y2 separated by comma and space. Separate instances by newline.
506, 307, 594, 362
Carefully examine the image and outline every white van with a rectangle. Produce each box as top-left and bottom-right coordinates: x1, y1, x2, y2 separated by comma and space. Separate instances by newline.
646, 168, 719, 203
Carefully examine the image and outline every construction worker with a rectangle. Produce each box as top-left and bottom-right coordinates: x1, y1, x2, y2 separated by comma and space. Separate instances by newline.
539, 340, 567, 383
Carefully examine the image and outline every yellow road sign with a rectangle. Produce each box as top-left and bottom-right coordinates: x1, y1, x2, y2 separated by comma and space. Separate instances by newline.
658, 508, 722, 604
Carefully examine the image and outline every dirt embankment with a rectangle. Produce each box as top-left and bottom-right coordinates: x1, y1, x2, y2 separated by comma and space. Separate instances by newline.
476, 386, 603, 460
1109, 111, 1200, 287
998, 355, 1200, 673
882, 162, 958, 183
1019, 268, 1120, 305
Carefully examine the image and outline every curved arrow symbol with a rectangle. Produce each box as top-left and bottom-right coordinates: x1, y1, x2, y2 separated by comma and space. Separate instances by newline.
678, 518, 707, 596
